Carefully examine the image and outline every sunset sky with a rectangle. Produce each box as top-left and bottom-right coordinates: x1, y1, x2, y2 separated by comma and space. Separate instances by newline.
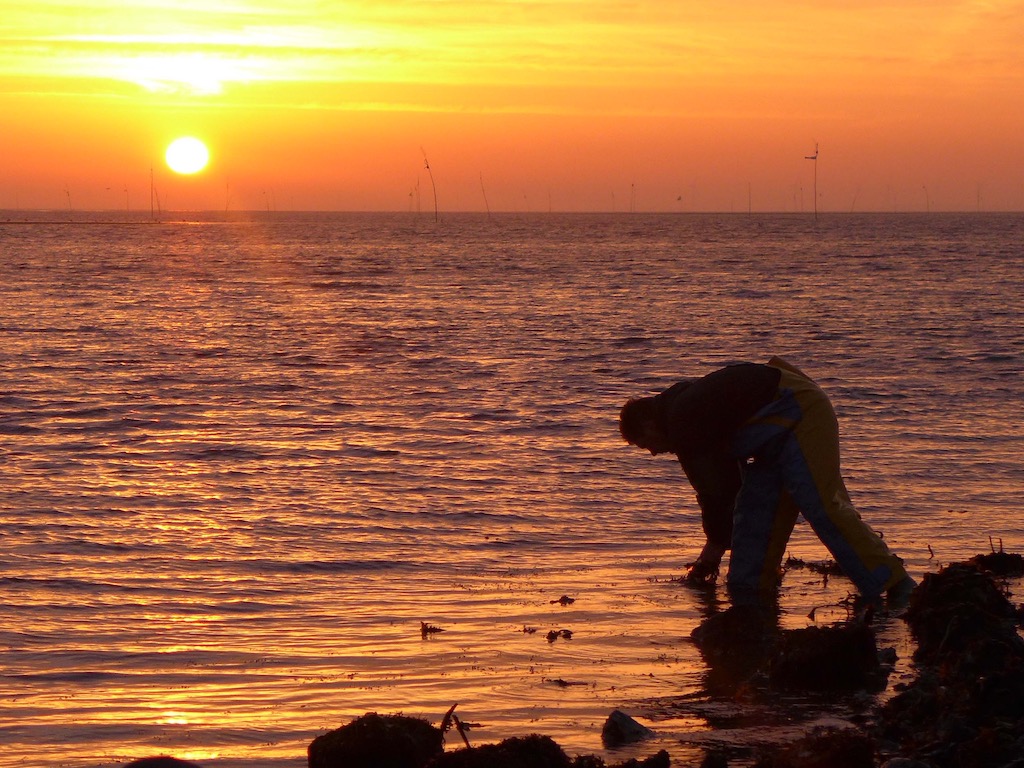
2, 0, 1022, 212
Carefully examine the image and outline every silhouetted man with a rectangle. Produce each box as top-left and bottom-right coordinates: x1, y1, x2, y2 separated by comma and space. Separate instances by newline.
619, 357, 914, 606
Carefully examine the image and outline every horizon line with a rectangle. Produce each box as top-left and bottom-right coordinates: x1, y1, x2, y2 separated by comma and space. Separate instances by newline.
3, 208, 1023, 218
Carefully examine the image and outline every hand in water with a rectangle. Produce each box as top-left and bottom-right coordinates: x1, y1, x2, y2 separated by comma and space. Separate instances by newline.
683, 559, 720, 585
684, 541, 726, 586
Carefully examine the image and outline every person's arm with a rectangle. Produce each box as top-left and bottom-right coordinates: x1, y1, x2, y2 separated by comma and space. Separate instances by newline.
680, 450, 741, 584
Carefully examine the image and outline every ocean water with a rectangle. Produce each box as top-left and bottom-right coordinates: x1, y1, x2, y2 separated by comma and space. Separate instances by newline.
1, 211, 1022, 767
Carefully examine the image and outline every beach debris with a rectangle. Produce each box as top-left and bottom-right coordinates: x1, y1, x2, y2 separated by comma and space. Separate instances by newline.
439, 703, 473, 749
600, 709, 654, 748
546, 629, 574, 642
783, 556, 844, 583
522, 625, 539, 634
125, 759, 203, 768
550, 595, 576, 606
307, 712, 443, 768
545, 677, 588, 688
420, 622, 445, 638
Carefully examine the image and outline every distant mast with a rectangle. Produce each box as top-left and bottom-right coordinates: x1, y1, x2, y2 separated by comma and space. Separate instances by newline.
804, 142, 819, 221
479, 173, 491, 219
421, 148, 439, 223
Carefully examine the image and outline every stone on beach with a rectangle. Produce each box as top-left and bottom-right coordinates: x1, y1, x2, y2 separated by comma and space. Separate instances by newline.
308, 712, 444, 768
768, 621, 885, 692
600, 709, 654, 748
428, 734, 570, 768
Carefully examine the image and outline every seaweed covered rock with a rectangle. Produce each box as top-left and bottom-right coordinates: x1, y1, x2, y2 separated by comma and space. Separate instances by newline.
769, 621, 885, 692
751, 727, 876, 768
967, 550, 1024, 577
903, 562, 1021, 665
877, 562, 1024, 767
308, 712, 444, 768
693, 604, 887, 694
432, 737, 669, 768
427, 734, 570, 768
605, 750, 671, 768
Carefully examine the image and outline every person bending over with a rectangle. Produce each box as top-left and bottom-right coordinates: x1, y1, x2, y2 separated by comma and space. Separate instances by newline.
619, 356, 914, 607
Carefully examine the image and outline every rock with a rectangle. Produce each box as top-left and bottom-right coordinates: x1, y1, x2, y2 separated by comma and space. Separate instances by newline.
699, 751, 729, 768
308, 712, 444, 768
428, 734, 570, 768
751, 726, 875, 768
966, 550, 1024, 577
902, 563, 1021, 664
876, 561, 1024, 767
126, 760, 202, 768
768, 622, 885, 692
608, 750, 671, 768
600, 709, 653, 748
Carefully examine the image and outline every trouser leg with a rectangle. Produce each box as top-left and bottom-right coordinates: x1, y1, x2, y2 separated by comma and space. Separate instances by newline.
763, 488, 799, 584
727, 460, 799, 603
781, 396, 907, 597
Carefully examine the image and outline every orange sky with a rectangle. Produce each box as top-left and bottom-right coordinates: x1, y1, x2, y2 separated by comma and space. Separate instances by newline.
2, 0, 1022, 212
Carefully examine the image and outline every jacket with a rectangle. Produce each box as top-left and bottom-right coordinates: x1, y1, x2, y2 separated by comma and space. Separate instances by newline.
652, 362, 781, 549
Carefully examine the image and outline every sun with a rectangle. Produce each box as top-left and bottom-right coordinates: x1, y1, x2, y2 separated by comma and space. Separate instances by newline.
165, 137, 210, 175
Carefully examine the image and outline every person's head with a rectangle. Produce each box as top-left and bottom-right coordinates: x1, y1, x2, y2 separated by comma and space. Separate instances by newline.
619, 396, 673, 455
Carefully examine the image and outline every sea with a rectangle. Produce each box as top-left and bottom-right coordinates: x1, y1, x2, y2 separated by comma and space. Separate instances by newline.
1, 211, 1022, 768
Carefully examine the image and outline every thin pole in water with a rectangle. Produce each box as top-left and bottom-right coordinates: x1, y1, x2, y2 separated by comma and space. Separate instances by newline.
804, 142, 819, 221
479, 173, 491, 219
421, 148, 439, 223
